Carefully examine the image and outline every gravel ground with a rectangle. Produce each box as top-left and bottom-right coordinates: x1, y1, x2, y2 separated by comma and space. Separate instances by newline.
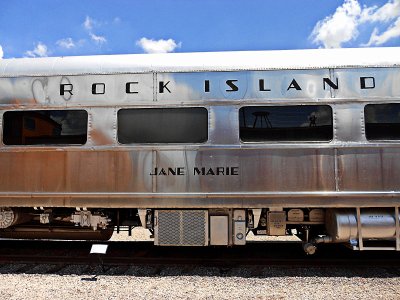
0, 265, 399, 300
109, 227, 301, 242
0, 228, 399, 300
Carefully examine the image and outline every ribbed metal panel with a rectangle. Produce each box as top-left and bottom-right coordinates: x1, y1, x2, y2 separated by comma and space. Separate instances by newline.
1, 48, 399, 77
155, 210, 208, 246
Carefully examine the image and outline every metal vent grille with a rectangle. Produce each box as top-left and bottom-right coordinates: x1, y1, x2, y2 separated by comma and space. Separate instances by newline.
155, 210, 208, 246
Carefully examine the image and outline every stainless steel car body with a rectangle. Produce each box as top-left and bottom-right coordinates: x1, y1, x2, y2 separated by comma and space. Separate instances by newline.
0, 48, 399, 210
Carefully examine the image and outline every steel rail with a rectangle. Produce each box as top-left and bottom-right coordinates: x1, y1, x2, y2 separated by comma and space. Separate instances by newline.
0, 240, 400, 268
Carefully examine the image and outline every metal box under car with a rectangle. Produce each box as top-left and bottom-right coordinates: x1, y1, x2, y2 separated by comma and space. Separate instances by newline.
209, 216, 229, 245
154, 210, 208, 246
267, 211, 286, 236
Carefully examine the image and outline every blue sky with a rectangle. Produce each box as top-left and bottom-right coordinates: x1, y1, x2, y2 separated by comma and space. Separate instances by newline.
0, 0, 399, 59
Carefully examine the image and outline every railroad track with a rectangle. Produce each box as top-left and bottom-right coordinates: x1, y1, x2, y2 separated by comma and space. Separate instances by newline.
1, 240, 400, 268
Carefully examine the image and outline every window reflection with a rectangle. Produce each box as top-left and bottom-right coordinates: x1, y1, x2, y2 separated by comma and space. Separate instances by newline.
239, 105, 333, 142
3, 110, 88, 145
365, 104, 400, 140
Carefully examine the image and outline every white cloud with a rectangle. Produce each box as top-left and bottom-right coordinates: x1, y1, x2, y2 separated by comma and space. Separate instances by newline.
136, 37, 181, 53
0, 45, 3, 59
360, 0, 400, 23
25, 42, 49, 57
84, 16, 94, 30
83, 16, 107, 46
56, 38, 76, 49
90, 33, 107, 44
310, 0, 361, 48
364, 17, 400, 46
310, 0, 400, 48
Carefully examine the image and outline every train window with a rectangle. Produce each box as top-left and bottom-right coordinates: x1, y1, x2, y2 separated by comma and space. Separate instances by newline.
365, 104, 400, 140
239, 105, 333, 142
118, 108, 208, 144
3, 110, 88, 145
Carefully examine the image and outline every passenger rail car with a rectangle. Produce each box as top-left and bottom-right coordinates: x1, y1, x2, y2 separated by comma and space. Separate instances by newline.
0, 47, 400, 253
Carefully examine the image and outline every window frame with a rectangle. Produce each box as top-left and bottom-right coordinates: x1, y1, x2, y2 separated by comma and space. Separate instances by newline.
238, 104, 334, 143
2, 109, 89, 146
364, 103, 400, 142
116, 107, 209, 145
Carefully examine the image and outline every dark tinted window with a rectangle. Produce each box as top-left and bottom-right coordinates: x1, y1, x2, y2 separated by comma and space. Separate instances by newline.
3, 110, 88, 145
118, 108, 208, 143
239, 105, 333, 142
365, 104, 400, 140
